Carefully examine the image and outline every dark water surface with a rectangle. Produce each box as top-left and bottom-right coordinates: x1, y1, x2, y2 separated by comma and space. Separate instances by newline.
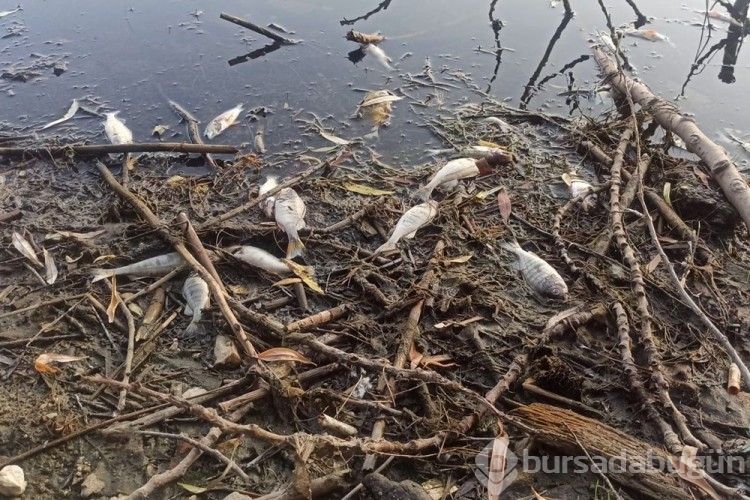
2, 0, 750, 165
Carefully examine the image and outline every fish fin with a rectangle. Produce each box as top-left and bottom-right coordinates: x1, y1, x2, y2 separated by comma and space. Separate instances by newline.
91, 268, 114, 283
296, 219, 306, 230
184, 322, 206, 337
413, 185, 433, 202
286, 237, 305, 259
404, 230, 418, 240
184, 303, 193, 315
373, 241, 398, 255
499, 239, 521, 253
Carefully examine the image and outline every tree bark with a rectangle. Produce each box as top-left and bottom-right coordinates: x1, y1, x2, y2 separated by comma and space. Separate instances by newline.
593, 47, 750, 233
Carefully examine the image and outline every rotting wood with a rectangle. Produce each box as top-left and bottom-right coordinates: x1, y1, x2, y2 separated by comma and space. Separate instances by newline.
0, 142, 237, 157
593, 47, 750, 232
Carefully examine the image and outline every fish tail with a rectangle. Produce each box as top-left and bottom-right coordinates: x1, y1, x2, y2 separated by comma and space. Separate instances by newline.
286, 235, 305, 259
184, 321, 206, 337
413, 185, 434, 202
499, 239, 521, 253
91, 268, 115, 283
373, 240, 397, 255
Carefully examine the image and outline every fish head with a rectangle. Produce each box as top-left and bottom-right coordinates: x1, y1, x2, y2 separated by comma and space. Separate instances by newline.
547, 282, 569, 300
484, 150, 513, 169
581, 194, 599, 213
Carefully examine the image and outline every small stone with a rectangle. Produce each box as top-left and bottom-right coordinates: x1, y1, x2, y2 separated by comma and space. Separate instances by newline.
80, 472, 105, 498
214, 335, 241, 367
0, 465, 27, 497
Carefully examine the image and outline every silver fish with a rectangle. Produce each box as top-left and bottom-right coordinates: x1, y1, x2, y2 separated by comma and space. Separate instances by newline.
231, 245, 315, 277
204, 104, 244, 139
363, 43, 395, 71
182, 272, 210, 336
258, 176, 278, 218
415, 154, 506, 201
0, 5, 21, 18
90, 252, 186, 283
562, 173, 598, 212
374, 200, 438, 255
501, 240, 568, 299
104, 112, 133, 145
274, 188, 306, 259
624, 28, 670, 43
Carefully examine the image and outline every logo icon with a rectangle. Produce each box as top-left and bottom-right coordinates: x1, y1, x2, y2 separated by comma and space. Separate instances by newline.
474, 437, 519, 495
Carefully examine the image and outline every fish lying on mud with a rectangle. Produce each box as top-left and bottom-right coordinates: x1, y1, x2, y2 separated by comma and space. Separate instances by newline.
231, 245, 314, 276
204, 104, 244, 139
104, 112, 133, 145
374, 200, 439, 255
562, 172, 598, 212
501, 240, 568, 299
274, 188, 306, 259
415, 152, 509, 201
258, 176, 279, 218
182, 272, 209, 336
90, 252, 187, 283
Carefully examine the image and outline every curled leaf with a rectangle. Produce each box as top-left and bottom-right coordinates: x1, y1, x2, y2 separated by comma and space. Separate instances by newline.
34, 353, 87, 374
318, 129, 351, 145
12, 230, 44, 268
258, 347, 315, 365
445, 254, 473, 264
43, 248, 58, 285
497, 188, 511, 223
273, 277, 303, 287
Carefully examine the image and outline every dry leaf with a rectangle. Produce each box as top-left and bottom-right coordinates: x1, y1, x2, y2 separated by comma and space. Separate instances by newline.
107, 276, 120, 323
475, 186, 502, 200
273, 277, 303, 287
342, 182, 394, 196
45, 228, 107, 243
561, 172, 573, 187
283, 259, 324, 294
409, 343, 424, 369
318, 129, 351, 145
477, 139, 503, 148
692, 165, 710, 188
497, 188, 511, 223
669, 451, 722, 500
645, 254, 661, 274
488, 422, 510, 500
34, 353, 87, 374
434, 315, 484, 329
177, 483, 208, 494
258, 347, 315, 365
663, 182, 672, 206
531, 487, 554, 500
420, 354, 457, 369
41, 99, 79, 130
43, 247, 58, 285
445, 254, 473, 264
93, 254, 117, 264
12, 230, 44, 268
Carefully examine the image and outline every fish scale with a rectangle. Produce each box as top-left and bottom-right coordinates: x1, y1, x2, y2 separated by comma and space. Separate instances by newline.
501, 240, 568, 299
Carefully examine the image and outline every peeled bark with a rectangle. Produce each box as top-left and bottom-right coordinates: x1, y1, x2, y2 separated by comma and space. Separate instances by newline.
593, 47, 750, 233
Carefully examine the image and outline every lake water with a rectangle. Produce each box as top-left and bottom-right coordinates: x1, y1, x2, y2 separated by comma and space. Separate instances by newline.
2, 0, 750, 166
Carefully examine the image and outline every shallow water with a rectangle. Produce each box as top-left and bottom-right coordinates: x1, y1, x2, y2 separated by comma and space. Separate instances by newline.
2, 0, 750, 166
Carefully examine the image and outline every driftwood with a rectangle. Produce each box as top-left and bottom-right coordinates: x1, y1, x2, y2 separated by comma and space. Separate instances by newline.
510, 403, 694, 499
220, 12, 299, 45
0, 142, 237, 157
168, 100, 220, 169
593, 47, 750, 232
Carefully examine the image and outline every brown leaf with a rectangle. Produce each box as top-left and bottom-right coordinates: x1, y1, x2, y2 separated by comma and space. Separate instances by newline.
12, 230, 44, 268
43, 247, 58, 285
669, 451, 722, 500
692, 165, 711, 188
497, 188, 511, 224
283, 259, 324, 294
258, 347, 315, 365
34, 353, 87, 374
409, 343, 424, 369
488, 422, 510, 500
420, 354, 457, 369
645, 254, 661, 274
107, 276, 120, 323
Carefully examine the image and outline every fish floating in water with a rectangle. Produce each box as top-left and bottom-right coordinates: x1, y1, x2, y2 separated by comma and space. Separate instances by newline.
258, 176, 279, 218
562, 172, 598, 212
90, 252, 186, 283
374, 200, 439, 255
104, 112, 133, 146
624, 28, 670, 43
415, 153, 509, 201
357, 89, 402, 128
274, 188, 306, 259
204, 104, 244, 139
182, 272, 210, 336
363, 43, 395, 71
697, 9, 744, 27
501, 240, 567, 299
0, 5, 21, 18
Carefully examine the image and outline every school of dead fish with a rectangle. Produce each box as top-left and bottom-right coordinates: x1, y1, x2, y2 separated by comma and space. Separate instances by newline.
10, 23, 623, 337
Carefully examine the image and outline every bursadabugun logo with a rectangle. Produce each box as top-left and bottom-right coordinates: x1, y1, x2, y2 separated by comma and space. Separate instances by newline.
474, 437, 519, 495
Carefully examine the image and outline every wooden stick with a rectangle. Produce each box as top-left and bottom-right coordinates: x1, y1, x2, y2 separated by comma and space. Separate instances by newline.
286, 304, 350, 333
176, 213, 225, 295
168, 100, 220, 170
0, 293, 87, 320
0, 142, 237, 156
220, 12, 299, 45
94, 161, 257, 358
0, 210, 22, 223
728, 363, 741, 395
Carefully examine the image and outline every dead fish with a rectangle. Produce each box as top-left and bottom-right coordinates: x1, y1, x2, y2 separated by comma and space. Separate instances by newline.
182, 272, 209, 336
699, 9, 743, 27
562, 173, 598, 212
232, 245, 314, 276
374, 200, 439, 255
258, 175, 278, 218
0, 5, 21, 18
274, 187, 306, 259
415, 154, 507, 201
254, 128, 266, 154
90, 252, 186, 283
357, 89, 402, 110
625, 28, 670, 43
501, 240, 567, 299
204, 104, 243, 139
104, 111, 133, 146
363, 43, 395, 71
480, 117, 514, 133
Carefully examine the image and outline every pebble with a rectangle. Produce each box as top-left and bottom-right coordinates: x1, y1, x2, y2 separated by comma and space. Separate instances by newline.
0, 465, 27, 497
